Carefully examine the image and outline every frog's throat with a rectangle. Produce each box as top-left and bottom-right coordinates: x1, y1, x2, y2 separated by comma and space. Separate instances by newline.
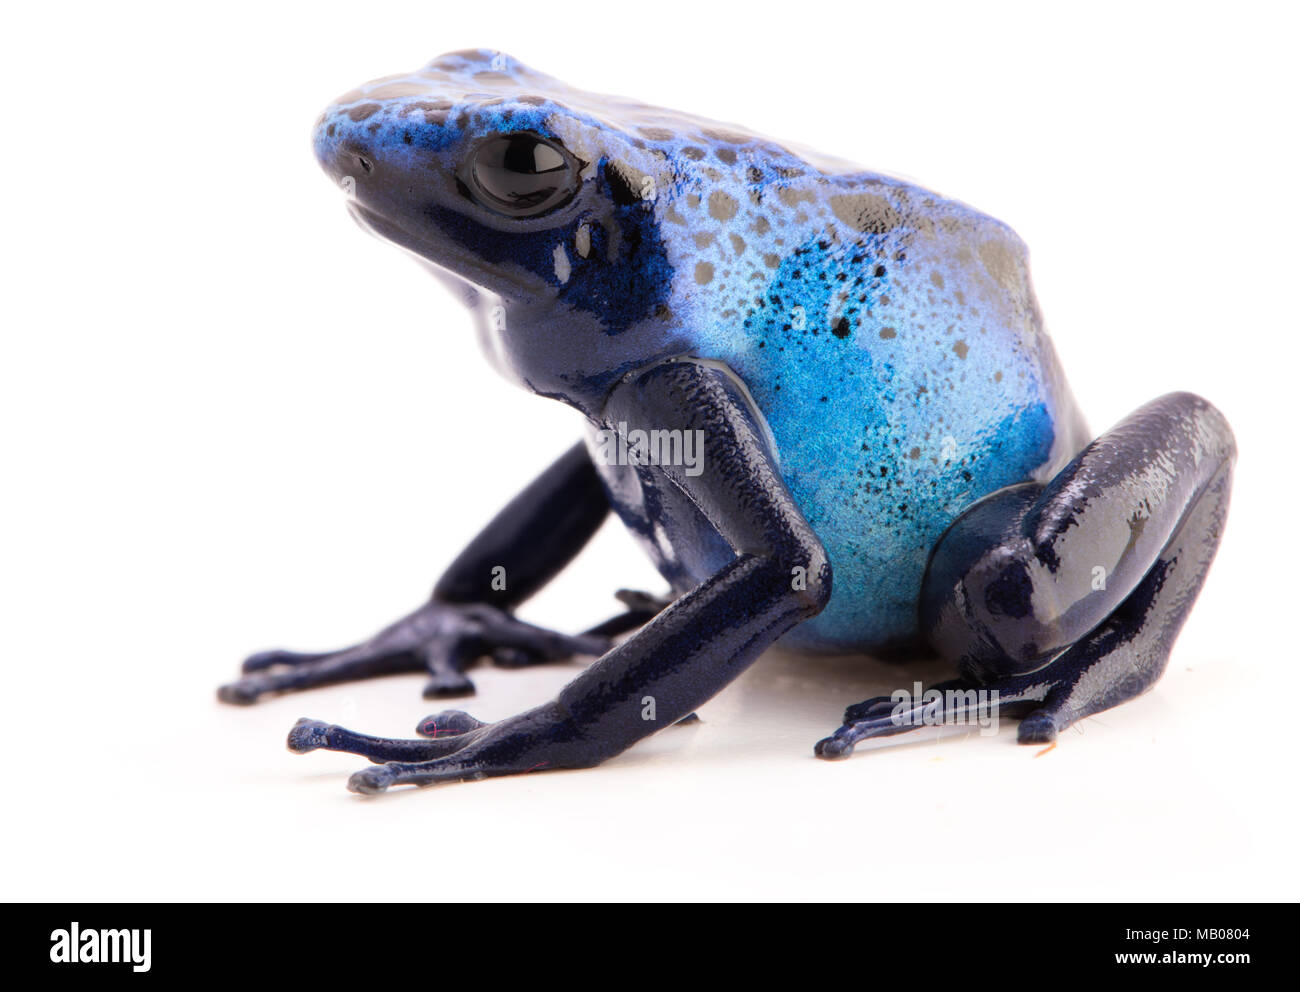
345, 202, 539, 303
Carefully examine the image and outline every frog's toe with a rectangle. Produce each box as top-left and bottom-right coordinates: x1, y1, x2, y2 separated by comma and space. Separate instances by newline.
415, 709, 488, 738
286, 718, 333, 753
218, 647, 423, 705
347, 766, 396, 795
216, 680, 261, 705
241, 649, 329, 673
816, 678, 1005, 760
1016, 708, 1062, 745
490, 646, 543, 669
813, 733, 857, 759
285, 715, 481, 763
421, 668, 477, 699
842, 694, 895, 724
345, 757, 484, 795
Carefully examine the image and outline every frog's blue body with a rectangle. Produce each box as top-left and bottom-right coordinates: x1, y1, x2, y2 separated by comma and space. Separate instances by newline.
308, 51, 1087, 652
220, 51, 1234, 793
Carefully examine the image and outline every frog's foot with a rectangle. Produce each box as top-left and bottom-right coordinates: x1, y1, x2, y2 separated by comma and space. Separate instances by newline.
819, 392, 1235, 760
286, 709, 489, 763
290, 697, 633, 796
218, 599, 610, 705
816, 674, 1056, 758
288, 705, 698, 767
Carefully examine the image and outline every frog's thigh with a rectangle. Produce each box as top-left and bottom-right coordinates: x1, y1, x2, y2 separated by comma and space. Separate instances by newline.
816, 392, 1235, 757
925, 391, 1231, 661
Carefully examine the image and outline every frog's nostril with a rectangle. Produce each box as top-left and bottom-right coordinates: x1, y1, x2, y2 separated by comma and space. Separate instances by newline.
356, 154, 374, 174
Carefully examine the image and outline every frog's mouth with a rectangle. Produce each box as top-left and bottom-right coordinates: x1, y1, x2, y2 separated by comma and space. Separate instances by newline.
344, 201, 534, 301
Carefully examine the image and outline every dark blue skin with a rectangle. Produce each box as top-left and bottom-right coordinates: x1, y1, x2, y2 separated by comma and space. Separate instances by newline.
218, 50, 1236, 794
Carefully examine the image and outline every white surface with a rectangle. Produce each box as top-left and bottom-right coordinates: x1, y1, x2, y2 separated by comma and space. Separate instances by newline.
3, 1, 1297, 901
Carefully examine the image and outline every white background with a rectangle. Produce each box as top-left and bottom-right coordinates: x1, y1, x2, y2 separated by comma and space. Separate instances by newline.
3, 1, 1296, 901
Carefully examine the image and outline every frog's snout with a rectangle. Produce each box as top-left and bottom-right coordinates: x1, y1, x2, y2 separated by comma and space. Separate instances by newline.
312, 116, 376, 189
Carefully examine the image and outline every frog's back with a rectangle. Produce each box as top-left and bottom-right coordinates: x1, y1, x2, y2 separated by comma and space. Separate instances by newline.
599, 126, 1089, 650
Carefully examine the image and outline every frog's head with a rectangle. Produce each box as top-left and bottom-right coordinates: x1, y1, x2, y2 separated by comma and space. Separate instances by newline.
315, 52, 580, 298
312, 50, 1038, 410
313, 49, 719, 401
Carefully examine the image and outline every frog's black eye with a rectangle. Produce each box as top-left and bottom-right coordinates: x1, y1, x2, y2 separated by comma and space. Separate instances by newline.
466, 132, 580, 217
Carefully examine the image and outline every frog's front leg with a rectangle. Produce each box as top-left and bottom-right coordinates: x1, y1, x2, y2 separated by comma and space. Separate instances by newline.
218, 442, 625, 704
817, 392, 1235, 757
297, 359, 830, 793
286, 701, 698, 765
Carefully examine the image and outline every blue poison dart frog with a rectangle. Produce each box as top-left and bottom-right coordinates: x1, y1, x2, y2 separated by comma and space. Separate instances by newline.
218, 50, 1236, 795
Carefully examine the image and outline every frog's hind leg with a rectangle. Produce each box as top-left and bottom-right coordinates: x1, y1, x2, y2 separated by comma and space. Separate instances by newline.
817, 392, 1235, 759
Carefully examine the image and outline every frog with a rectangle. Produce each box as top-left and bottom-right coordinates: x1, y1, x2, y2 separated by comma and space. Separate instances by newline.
218, 49, 1236, 794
